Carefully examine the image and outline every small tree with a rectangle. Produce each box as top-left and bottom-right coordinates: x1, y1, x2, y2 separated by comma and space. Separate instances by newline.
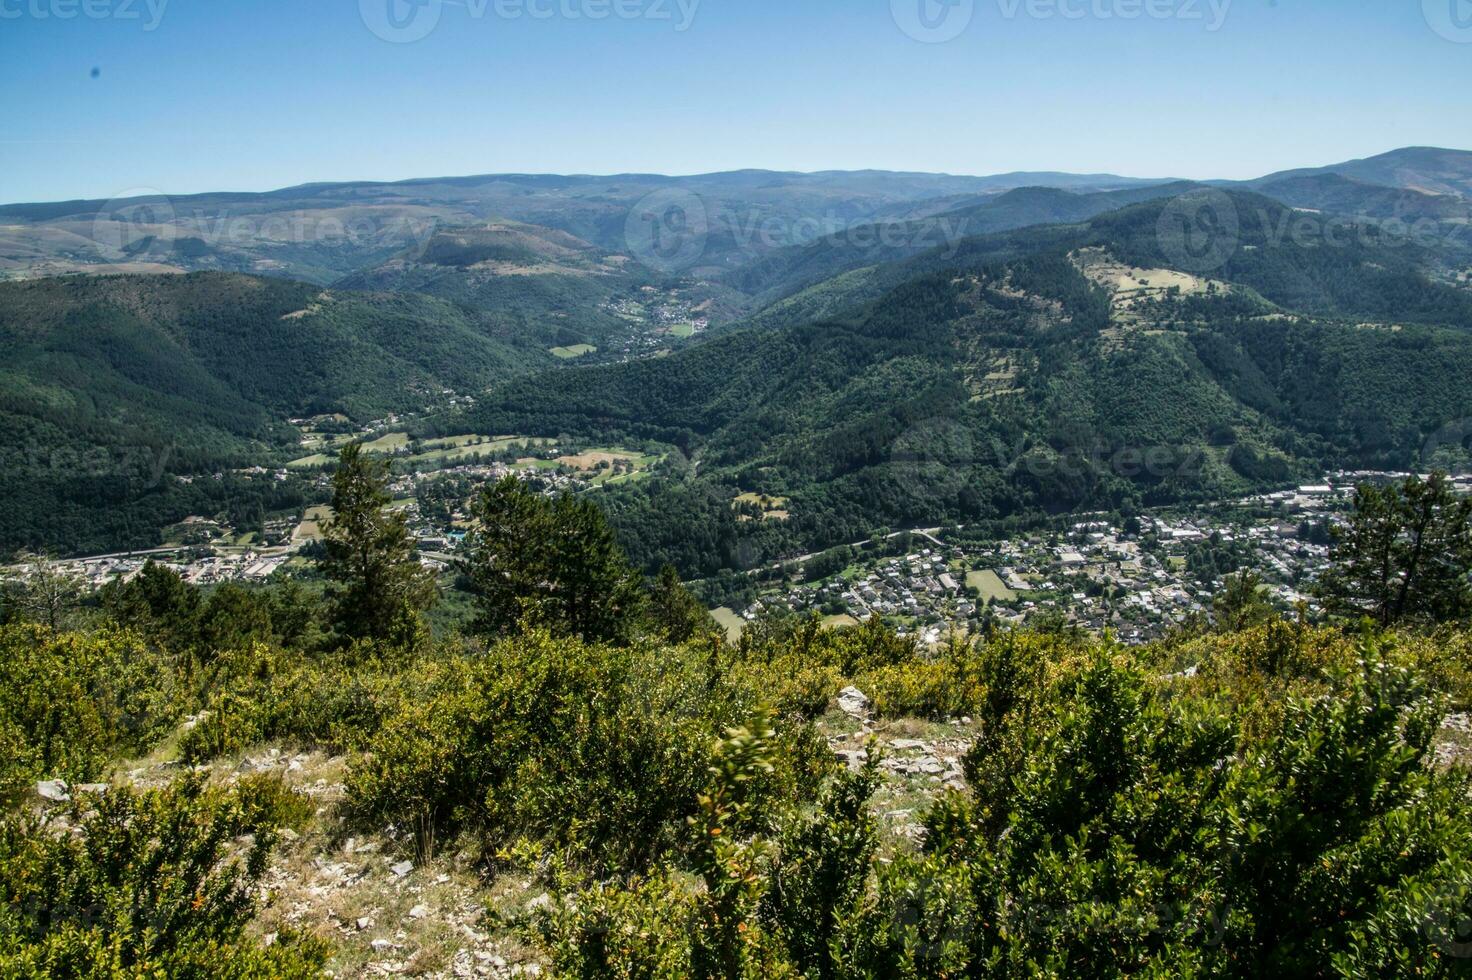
461, 475, 643, 643
9, 553, 83, 632
1214, 570, 1275, 632
101, 560, 201, 651
321, 443, 437, 645
1319, 473, 1472, 627
648, 564, 709, 643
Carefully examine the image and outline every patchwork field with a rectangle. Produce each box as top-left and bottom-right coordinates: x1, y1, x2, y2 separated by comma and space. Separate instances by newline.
359, 432, 411, 453
292, 505, 333, 543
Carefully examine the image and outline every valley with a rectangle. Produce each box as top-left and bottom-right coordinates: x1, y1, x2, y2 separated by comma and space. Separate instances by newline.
12, 2, 1472, 973
5, 150, 1472, 604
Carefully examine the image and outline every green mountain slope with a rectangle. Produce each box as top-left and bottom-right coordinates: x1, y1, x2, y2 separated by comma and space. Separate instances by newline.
0, 272, 548, 555
443, 193, 1472, 575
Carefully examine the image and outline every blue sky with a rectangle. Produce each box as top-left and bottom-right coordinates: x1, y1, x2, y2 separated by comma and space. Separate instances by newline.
3, 0, 1471, 202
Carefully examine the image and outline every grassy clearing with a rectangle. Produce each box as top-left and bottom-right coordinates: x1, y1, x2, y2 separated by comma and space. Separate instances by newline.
710, 607, 745, 643
360, 432, 411, 453
550, 344, 597, 359
734, 492, 791, 521
403, 437, 542, 467
967, 569, 1017, 604
668, 323, 696, 338
554, 449, 661, 485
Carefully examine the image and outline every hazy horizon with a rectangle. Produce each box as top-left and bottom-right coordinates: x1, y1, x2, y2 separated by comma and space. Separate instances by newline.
9, 143, 1472, 208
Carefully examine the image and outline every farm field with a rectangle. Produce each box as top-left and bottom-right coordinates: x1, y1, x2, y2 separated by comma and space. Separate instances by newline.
359, 432, 411, 453
289, 434, 540, 469
555, 449, 662, 485
710, 606, 745, 643
967, 569, 1017, 604
550, 344, 597, 359
402, 436, 548, 467
292, 505, 333, 543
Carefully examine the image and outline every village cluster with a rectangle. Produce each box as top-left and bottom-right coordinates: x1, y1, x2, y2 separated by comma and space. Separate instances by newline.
13, 468, 1471, 645
730, 472, 1472, 645
600, 289, 710, 361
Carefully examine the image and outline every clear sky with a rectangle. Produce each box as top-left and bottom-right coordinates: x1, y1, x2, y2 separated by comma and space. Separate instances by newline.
3, 0, 1470, 203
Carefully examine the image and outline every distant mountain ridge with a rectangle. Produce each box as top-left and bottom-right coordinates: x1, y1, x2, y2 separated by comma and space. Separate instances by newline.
1248, 147, 1472, 200
4, 150, 1472, 562
4, 147, 1466, 289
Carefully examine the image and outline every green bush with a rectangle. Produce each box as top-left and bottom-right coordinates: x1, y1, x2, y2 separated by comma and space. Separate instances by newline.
0, 625, 184, 802
178, 640, 426, 764
0, 775, 327, 977
528, 718, 879, 979
347, 631, 813, 872
524, 637, 1472, 978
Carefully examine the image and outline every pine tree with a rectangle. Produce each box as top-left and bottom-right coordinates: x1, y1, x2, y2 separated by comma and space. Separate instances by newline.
1214, 570, 1274, 632
648, 564, 708, 643
1319, 473, 1472, 627
321, 444, 437, 645
461, 475, 643, 642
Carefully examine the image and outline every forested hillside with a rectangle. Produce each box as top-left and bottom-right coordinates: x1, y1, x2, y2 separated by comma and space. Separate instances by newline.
444, 193, 1472, 575
0, 273, 548, 554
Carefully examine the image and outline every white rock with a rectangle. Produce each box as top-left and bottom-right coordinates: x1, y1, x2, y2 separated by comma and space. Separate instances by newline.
408, 905, 429, 919
837, 686, 871, 718
357, 917, 374, 931
390, 861, 414, 878
35, 780, 70, 803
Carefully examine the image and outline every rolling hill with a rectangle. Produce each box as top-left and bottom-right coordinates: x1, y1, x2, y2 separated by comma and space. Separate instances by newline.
1251, 146, 1472, 199
0, 272, 550, 554
0, 169, 1159, 285
5, 152, 1472, 562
